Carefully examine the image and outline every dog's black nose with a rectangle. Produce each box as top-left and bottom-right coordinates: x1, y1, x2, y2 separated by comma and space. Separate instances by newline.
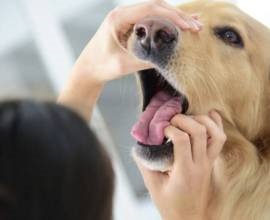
133, 17, 178, 67
135, 19, 177, 50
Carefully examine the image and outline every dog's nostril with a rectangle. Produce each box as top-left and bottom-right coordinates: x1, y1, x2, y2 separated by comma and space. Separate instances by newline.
133, 18, 178, 63
136, 27, 147, 39
155, 30, 176, 45
135, 25, 151, 51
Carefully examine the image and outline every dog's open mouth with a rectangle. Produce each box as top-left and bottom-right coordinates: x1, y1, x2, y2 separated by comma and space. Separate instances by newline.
131, 68, 189, 149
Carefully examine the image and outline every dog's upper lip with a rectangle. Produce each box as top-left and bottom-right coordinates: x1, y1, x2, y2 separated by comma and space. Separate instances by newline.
139, 68, 189, 113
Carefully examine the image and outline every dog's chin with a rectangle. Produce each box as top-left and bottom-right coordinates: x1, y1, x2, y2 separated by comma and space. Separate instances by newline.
132, 144, 173, 172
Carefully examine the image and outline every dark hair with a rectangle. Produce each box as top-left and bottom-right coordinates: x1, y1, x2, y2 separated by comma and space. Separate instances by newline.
0, 100, 114, 220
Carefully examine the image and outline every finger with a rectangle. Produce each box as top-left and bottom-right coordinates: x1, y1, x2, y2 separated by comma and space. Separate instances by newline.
110, 2, 191, 30
209, 110, 224, 130
106, 45, 153, 75
191, 14, 200, 20
207, 132, 226, 161
147, 6, 191, 30
179, 14, 203, 31
119, 52, 154, 73
171, 114, 207, 164
192, 115, 220, 137
154, 1, 194, 29
164, 125, 192, 167
158, 2, 202, 31
189, 20, 201, 32
109, 2, 197, 50
127, 59, 154, 72
207, 112, 226, 161
182, 18, 203, 32
192, 19, 203, 30
193, 114, 226, 161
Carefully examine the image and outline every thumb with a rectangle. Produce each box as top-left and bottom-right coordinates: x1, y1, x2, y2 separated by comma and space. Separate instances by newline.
122, 51, 153, 72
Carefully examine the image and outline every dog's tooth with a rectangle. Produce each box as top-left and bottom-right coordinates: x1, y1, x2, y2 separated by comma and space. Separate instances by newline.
166, 138, 172, 144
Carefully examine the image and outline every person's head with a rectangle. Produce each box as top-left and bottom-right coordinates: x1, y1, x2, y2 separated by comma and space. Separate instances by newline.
0, 100, 114, 220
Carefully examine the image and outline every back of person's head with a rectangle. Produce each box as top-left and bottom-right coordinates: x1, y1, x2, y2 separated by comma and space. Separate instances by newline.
0, 100, 114, 220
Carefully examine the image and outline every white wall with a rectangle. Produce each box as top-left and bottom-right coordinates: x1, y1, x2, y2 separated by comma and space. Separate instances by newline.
0, 0, 98, 56
237, 0, 270, 27
0, 0, 29, 56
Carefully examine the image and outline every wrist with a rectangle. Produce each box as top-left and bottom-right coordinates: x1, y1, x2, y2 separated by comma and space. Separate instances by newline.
71, 57, 107, 88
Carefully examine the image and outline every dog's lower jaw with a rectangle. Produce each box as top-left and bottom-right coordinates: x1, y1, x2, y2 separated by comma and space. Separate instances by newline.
132, 147, 173, 172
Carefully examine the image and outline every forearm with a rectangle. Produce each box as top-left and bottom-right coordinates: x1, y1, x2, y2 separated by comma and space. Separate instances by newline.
58, 64, 104, 122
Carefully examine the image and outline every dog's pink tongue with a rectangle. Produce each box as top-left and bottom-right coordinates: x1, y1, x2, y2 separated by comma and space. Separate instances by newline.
131, 91, 181, 145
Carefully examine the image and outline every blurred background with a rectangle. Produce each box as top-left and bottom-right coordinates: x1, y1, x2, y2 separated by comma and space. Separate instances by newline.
0, 0, 268, 219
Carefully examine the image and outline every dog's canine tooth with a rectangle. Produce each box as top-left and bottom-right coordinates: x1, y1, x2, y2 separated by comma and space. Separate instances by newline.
166, 138, 172, 144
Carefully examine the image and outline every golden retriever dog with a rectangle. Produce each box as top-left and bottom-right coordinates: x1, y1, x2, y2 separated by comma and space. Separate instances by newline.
128, 0, 270, 219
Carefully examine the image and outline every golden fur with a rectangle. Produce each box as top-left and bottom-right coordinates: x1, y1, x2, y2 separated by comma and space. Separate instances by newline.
172, 1, 270, 219
130, 1, 270, 219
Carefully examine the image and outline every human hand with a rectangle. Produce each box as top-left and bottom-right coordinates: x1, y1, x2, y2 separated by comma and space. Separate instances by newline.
136, 111, 226, 220
72, 0, 202, 85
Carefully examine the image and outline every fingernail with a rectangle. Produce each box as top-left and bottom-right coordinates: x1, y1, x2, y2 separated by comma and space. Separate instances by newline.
192, 20, 202, 31
188, 20, 197, 31
194, 20, 203, 28
185, 20, 194, 29
180, 21, 191, 30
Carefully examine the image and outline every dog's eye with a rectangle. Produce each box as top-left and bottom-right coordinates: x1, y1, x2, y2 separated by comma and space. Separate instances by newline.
214, 27, 244, 48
